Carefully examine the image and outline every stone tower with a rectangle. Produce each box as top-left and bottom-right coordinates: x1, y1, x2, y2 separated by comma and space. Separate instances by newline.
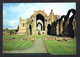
49, 9, 55, 22
17, 17, 26, 35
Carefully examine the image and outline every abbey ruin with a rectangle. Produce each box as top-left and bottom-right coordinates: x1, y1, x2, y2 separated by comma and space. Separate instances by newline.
17, 9, 76, 38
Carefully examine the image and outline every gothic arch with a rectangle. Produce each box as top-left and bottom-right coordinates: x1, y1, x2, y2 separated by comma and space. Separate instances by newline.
37, 23, 42, 31
36, 14, 45, 30
33, 10, 47, 17
67, 9, 76, 17
37, 20, 43, 29
59, 15, 65, 36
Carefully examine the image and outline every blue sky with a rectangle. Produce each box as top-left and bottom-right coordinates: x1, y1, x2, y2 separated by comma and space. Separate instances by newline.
3, 3, 76, 29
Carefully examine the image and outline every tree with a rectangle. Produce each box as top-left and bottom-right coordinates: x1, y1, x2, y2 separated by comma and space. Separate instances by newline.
3, 28, 10, 33
10, 30, 13, 35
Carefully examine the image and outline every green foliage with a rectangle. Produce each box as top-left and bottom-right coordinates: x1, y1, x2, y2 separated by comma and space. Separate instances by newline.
3, 28, 10, 33
3, 28, 18, 34
3, 40, 32, 50
44, 39, 76, 55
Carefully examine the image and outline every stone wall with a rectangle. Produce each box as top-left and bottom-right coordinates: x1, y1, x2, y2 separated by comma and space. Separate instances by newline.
17, 9, 76, 38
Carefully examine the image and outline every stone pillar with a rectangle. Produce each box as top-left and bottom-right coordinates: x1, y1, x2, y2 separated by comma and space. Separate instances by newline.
56, 21, 59, 36
60, 21, 63, 35
32, 17, 37, 35
34, 17, 37, 30
72, 17, 76, 38
45, 19, 47, 35
45, 24, 47, 35
66, 18, 69, 27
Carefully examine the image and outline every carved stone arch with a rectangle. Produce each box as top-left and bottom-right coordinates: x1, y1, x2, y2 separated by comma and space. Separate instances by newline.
37, 23, 42, 31
62, 9, 76, 37
59, 15, 65, 25
37, 20, 43, 27
68, 16, 75, 38
68, 9, 76, 38
37, 20, 43, 31
59, 15, 65, 36
31, 10, 48, 31
33, 10, 47, 17
66, 9, 76, 26
67, 9, 76, 17
33, 10, 47, 31
64, 9, 76, 26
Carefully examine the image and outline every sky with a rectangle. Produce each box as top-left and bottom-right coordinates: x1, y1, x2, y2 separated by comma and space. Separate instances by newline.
3, 3, 76, 29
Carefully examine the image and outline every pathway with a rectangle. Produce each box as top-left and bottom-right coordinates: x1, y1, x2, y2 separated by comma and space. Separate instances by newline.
3, 38, 48, 54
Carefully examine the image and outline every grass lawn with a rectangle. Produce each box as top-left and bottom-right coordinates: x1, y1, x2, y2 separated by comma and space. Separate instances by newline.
3, 35, 33, 40
3, 40, 33, 50
44, 39, 76, 55
3, 35, 34, 50
33, 35, 46, 39
3, 35, 26, 40
3, 35, 51, 50
3, 35, 48, 39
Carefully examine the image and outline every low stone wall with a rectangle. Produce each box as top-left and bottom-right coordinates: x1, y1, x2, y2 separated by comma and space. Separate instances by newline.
23, 38, 36, 40
44, 37, 71, 41
4, 37, 36, 41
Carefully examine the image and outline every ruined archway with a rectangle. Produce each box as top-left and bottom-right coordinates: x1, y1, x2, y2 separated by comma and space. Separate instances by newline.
63, 9, 76, 37
29, 25, 32, 35
59, 15, 65, 36
47, 24, 51, 35
37, 23, 42, 31
68, 15, 75, 38
36, 14, 45, 30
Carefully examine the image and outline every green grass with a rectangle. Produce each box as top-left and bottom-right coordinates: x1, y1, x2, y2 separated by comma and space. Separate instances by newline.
3, 35, 34, 50
33, 35, 46, 39
3, 35, 51, 50
3, 35, 32, 40
3, 35, 49, 39
44, 39, 76, 55
3, 40, 33, 50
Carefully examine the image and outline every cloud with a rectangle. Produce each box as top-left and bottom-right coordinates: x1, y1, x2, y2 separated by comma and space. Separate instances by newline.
4, 3, 76, 18
3, 10, 6, 16
3, 3, 76, 29
3, 19, 19, 29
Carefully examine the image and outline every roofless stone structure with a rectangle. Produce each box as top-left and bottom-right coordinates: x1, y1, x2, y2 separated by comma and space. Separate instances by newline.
17, 9, 76, 38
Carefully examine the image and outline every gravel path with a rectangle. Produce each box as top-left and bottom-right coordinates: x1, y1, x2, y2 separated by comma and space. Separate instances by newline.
3, 39, 48, 54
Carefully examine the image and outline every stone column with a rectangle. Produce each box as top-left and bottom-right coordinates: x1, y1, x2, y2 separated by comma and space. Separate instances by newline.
45, 20, 48, 35
32, 17, 37, 35
60, 21, 63, 35
45, 24, 47, 35
72, 17, 76, 38
56, 21, 59, 36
